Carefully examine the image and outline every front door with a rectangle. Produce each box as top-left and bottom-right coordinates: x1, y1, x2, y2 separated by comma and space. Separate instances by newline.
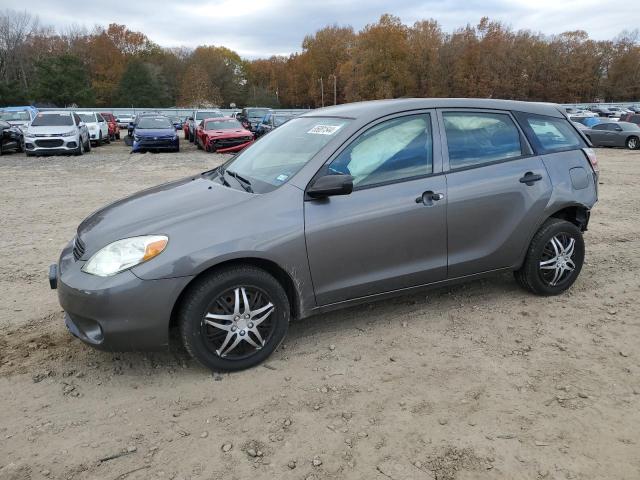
304, 112, 448, 306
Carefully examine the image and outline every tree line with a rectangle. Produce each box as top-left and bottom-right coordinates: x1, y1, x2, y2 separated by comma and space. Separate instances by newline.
0, 10, 638, 109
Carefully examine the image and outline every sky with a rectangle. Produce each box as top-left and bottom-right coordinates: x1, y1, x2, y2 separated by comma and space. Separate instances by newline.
4, 0, 639, 58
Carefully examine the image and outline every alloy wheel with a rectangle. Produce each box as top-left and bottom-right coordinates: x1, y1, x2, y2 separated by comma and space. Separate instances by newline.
628, 137, 638, 149
201, 286, 275, 359
539, 233, 576, 286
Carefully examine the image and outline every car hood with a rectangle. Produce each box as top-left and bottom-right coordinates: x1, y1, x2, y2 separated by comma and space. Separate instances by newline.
26, 125, 75, 135
203, 129, 252, 138
77, 175, 251, 254
134, 128, 175, 137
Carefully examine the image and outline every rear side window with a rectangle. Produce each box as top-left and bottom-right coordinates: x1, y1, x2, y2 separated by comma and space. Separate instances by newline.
443, 112, 523, 169
516, 113, 585, 154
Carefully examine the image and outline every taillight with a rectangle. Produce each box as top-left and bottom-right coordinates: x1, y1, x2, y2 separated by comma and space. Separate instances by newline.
582, 147, 598, 173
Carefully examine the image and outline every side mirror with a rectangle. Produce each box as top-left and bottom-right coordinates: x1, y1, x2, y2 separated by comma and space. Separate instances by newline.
188, 117, 194, 121
307, 174, 354, 199
79, 122, 85, 127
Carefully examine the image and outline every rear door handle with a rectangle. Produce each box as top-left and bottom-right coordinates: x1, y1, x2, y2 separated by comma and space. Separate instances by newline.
519, 172, 543, 186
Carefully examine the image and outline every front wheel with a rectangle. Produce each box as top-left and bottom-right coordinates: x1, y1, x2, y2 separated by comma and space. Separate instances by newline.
515, 218, 585, 296
74, 138, 84, 156
626, 136, 639, 150
179, 266, 290, 372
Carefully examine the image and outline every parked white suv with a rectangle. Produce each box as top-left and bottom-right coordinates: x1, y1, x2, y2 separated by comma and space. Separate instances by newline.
186, 109, 223, 143
77, 112, 109, 145
23, 111, 91, 156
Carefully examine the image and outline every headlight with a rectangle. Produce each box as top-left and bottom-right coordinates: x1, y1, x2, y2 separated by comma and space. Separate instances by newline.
134, 135, 140, 141
60, 130, 76, 137
82, 235, 168, 277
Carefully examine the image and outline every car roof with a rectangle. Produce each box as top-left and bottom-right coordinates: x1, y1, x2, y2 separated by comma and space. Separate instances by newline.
2, 106, 37, 112
301, 98, 567, 119
38, 111, 73, 115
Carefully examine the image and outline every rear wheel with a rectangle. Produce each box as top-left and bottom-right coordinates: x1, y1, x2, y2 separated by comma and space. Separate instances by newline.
179, 266, 290, 372
626, 136, 639, 150
515, 218, 584, 296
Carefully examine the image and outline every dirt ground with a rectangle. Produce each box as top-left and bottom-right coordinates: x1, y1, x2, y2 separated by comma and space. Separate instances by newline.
0, 134, 639, 480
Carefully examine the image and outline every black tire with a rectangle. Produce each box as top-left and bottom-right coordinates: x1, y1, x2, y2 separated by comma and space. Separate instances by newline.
179, 266, 290, 372
514, 218, 585, 296
85, 136, 91, 152
196, 137, 202, 150
74, 138, 84, 156
626, 136, 639, 150
116, 132, 120, 140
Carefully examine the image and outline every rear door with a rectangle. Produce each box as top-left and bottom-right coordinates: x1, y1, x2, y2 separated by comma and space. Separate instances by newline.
305, 111, 447, 305
439, 109, 553, 278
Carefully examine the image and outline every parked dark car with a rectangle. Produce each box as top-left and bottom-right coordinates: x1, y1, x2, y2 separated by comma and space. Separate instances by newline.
589, 106, 614, 118
0, 120, 23, 155
131, 115, 179, 153
255, 113, 296, 138
171, 116, 183, 130
626, 106, 640, 114
620, 113, 640, 126
195, 117, 254, 153
128, 113, 158, 137
583, 121, 640, 149
50, 98, 598, 372
237, 107, 272, 132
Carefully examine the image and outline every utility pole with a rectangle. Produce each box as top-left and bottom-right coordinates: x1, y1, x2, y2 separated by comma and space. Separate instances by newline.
319, 77, 324, 107
329, 74, 337, 105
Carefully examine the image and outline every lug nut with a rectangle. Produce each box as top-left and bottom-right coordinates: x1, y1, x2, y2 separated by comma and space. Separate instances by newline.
231, 325, 237, 332
248, 322, 254, 328
239, 330, 246, 336
244, 314, 250, 319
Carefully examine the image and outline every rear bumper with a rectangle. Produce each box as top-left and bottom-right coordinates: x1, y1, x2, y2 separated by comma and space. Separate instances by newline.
53, 241, 192, 351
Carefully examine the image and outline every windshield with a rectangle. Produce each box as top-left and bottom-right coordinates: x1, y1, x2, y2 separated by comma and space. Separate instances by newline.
0, 110, 30, 121
195, 111, 222, 120
31, 113, 74, 127
78, 113, 97, 122
274, 116, 293, 126
247, 109, 270, 119
219, 117, 351, 194
205, 119, 242, 130
137, 116, 173, 129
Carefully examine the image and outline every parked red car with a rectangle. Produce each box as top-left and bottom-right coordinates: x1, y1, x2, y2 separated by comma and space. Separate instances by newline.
195, 117, 254, 153
100, 112, 120, 140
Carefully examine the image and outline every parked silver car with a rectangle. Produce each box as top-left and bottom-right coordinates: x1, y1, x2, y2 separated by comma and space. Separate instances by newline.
583, 121, 640, 149
24, 111, 91, 156
50, 99, 598, 371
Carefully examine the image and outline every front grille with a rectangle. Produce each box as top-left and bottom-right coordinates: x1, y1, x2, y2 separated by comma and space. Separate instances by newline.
73, 236, 86, 261
214, 137, 251, 148
35, 139, 64, 148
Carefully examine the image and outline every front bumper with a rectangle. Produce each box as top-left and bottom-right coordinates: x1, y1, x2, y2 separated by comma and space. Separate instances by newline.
51, 241, 192, 351
24, 136, 79, 153
132, 137, 179, 152
208, 138, 254, 153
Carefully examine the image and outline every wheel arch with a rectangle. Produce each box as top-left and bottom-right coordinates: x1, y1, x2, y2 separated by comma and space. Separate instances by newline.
169, 256, 302, 332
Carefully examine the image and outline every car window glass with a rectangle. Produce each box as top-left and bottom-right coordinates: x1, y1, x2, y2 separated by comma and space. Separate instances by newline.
592, 124, 608, 130
609, 123, 622, 131
329, 114, 432, 188
31, 113, 74, 126
443, 112, 522, 169
519, 113, 585, 153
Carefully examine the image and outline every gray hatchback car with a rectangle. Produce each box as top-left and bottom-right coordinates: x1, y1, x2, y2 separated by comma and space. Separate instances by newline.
50, 99, 598, 371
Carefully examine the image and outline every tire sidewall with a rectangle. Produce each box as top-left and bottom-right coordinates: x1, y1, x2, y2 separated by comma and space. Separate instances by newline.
525, 220, 585, 295
180, 268, 290, 372
627, 136, 639, 150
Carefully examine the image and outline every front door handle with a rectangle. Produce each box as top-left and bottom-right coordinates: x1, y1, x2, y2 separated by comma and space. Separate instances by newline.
415, 191, 444, 205
519, 172, 543, 186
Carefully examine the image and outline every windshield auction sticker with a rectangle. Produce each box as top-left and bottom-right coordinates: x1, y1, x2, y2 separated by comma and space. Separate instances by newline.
307, 124, 342, 135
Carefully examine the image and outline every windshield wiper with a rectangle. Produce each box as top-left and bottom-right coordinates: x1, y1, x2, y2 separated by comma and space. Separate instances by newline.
225, 170, 253, 193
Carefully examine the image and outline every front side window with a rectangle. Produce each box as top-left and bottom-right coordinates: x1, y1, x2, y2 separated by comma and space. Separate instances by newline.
220, 117, 351, 193
329, 114, 433, 188
517, 113, 586, 153
592, 124, 608, 131
443, 112, 522, 169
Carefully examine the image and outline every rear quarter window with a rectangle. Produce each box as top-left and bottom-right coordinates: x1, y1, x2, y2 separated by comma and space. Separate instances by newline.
515, 112, 585, 154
